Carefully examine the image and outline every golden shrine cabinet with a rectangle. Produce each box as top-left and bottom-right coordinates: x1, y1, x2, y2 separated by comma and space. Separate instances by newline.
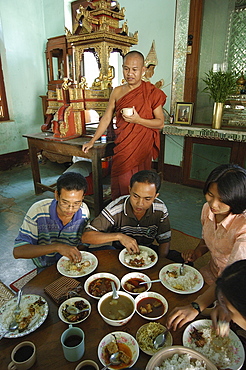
41, 0, 138, 141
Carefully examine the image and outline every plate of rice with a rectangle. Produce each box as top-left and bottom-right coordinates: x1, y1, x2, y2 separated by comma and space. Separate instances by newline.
57, 251, 98, 278
145, 345, 217, 370
0, 294, 48, 338
136, 322, 173, 355
183, 319, 245, 370
119, 246, 158, 270
159, 264, 204, 294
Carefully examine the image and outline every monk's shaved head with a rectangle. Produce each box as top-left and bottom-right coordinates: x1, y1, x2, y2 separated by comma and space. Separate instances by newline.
123, 51, 144, 66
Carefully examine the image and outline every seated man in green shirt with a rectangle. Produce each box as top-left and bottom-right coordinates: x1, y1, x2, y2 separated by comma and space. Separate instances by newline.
82, 170, 182, 261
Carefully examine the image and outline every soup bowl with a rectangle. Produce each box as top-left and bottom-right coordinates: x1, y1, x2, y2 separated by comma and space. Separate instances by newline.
121, 272, 152, 295
84, 272, 120, 300
97, 291, 136, 326
135, 291, 168, 321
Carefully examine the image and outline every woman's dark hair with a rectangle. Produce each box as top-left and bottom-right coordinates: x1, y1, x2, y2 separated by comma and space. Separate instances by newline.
130, 170, 161, 193
216, 260, 246, 319
56, 172, 87, 196
203, 164, 246, 214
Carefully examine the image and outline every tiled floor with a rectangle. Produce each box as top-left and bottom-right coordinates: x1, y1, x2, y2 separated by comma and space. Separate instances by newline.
0, 160, 204, 289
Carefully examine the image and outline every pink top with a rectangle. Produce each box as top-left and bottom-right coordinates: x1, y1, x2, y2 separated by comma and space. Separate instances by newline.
199, 202, 246, 285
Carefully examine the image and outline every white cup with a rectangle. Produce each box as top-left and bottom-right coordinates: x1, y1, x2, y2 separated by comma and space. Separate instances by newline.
61, 324, 85, 362
8, 341, 36, 370
75, 359, 99, 370
121, 107, 133, 116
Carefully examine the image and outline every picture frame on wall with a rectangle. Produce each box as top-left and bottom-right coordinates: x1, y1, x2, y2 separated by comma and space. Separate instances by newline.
174, 102, 194, 125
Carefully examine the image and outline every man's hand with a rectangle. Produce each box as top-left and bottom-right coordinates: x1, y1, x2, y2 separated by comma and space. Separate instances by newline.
57, 244, 82, 263
165, 304, 199, 331
122, 106, 140, 124
118, 234, 140, 254
82, 141, 94, 153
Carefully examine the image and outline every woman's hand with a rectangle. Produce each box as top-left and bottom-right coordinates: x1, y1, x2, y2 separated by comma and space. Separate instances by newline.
181, 249, 199, 263
165, 304, 199, 331
211, 303, 231, 337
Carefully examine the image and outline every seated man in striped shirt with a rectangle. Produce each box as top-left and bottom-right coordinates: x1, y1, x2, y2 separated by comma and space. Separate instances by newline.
82, 170, 180, 260
14, 172, 90, 271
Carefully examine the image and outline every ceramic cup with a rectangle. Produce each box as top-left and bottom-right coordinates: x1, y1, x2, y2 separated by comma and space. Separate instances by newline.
8, 341, 36, 370
61, 324, 85, 362
121, 107, 133, 116
75, 359, 99, 370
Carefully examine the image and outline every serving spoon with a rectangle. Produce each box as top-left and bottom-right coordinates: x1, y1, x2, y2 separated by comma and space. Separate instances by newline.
139, 279, 161, 285
100, 351, 121, 370
111, 281, 119, 300
153, 329, 169, 350
65, 306, 90, 315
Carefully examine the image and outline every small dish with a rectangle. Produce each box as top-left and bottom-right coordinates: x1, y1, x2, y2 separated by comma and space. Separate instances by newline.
135, 291, 168, 321
84, 272, 120, 300
136, 322, 173, 355
121, 272, 152, 295
58, 297, 91, 324
98, 331, 139, 369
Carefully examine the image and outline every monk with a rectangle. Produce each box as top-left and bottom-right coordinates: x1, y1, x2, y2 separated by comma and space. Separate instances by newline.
82, 51, 166, 199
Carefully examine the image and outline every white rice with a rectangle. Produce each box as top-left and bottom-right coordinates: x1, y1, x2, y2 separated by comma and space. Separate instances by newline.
124, 250, 153, 266
188, 326, 232, 368
164, 269, 198, 291
154, 353, 207, 370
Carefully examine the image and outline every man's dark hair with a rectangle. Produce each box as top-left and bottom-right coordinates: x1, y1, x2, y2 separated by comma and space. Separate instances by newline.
130, 170, 161, 193
216, 260, 246, 319
56, 172, 88, 196
203, 163, 246, 214
123, 50, 145, 65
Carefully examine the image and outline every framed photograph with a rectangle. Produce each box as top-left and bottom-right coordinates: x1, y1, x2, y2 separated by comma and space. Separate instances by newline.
174, 102, 194, 125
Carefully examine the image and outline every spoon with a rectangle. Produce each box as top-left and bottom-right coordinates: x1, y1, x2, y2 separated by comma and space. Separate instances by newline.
179, 262, 185, 275
153, 329, 169, 350
0, 321, 19, 340
65, 306, 90, 315
101, 351, 121, 370
139, 279, 161, 285
111, 281, 119, 300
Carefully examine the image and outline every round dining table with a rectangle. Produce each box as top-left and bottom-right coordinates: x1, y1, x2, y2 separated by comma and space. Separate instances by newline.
0, 249, 208, 369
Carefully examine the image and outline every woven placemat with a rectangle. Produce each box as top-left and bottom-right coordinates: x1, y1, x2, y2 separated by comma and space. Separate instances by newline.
44, 276, 81, 304
10, 268, 38, 292
0, 281, 15, 307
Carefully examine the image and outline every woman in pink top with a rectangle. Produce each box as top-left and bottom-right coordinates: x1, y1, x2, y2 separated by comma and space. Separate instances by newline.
182, 163, 246, 285
166, 164, 246, 331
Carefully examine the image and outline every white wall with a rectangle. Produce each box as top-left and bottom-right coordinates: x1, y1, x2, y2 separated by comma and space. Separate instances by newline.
0, 0, 47, 155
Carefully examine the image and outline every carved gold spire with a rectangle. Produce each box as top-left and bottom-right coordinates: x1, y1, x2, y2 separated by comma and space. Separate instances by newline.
144, 40, 158, 67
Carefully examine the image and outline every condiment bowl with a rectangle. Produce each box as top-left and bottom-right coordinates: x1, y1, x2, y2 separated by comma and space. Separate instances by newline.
98, 331, 139, 369
84, 272, 120, 300
58, 297, 91, 324
121, 272, 152, 295
97, 291, 135, 326
135, 291, 168, 321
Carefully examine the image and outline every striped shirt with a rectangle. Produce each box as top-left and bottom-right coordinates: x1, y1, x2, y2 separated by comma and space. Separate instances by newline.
15, 199, 90, 268
86, 195, 171, 248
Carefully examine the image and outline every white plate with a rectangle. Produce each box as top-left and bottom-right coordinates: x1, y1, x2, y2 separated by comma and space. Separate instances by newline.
136, 323, 173, 356
0, 294, 48, 338
183, 319, 245, 370
57, 251, 98, 278
159, 263, 204, 294
58, 297, 91, 324
119, 246, 158, 270
98, 331, 139, 369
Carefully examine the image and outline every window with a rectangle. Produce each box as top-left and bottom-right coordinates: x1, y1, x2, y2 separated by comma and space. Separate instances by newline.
0, 56, 9, 121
